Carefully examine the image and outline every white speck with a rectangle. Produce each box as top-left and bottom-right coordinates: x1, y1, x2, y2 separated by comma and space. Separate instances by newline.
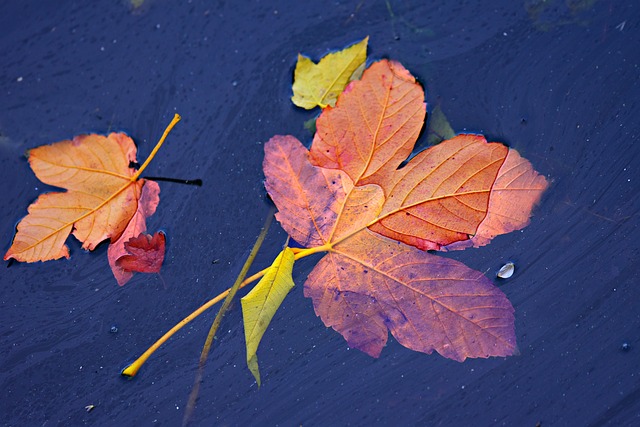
616, 21, 626, 31
16, 76, 23, 82
503, 32, 507, 36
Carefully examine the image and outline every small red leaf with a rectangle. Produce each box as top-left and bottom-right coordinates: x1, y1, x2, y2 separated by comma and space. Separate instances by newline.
117, 232, 166, 273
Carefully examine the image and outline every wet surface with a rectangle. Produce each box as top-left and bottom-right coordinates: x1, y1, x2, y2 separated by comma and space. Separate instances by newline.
1, 0, 639, 425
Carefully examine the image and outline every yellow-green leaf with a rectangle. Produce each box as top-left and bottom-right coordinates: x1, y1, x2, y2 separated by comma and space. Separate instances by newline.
241, 247, 295, 386
291, 36, 368, 109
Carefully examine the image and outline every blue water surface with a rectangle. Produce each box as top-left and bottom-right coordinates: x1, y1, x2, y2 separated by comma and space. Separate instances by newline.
1, 1, 639, 425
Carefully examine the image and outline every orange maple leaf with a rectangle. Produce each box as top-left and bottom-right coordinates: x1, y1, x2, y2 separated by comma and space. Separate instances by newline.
4, 133, 144, 262
263, 60, 547, 361
4, 115, 179, 271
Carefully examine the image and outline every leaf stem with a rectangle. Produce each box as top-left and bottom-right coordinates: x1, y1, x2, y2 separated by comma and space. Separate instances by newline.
183, 207, 274, 424
293, 243, 333, 259
121, 216, 334, 379
143, 176, 203, 186
121, 208, 275, 378
132, 114, 181, 181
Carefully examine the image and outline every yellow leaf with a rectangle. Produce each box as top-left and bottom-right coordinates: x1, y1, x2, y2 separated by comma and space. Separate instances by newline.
241, 247, 295, 386
291, 36, 368, 109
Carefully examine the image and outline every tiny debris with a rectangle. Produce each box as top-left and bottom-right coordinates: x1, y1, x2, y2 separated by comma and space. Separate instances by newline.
497, 262, 515, 279
621, 342, 631, 352
110, 325, 118, 333
616, 21, 626, 31
85, 404, 95, 412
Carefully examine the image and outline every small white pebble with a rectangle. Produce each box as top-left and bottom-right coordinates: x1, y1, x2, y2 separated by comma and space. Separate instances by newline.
497, 262, 515, 279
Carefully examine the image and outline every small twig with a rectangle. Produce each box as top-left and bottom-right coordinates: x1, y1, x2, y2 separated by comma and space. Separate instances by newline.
143, 176, 203, 186
182, 206, 276, 426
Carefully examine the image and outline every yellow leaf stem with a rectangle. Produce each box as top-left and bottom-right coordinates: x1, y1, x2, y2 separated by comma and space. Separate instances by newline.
123, 207, 275, 378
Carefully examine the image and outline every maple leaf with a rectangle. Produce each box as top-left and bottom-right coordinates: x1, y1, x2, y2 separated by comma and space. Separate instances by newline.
263, 60, 547, 361
5, 114, 179, 284
291, 37, 368, 109
4, 133, 146, 262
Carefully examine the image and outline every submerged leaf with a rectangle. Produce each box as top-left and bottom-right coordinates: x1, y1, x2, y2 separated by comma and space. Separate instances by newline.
426, 105, 456, 145
241, 248, 296, 386
4, 133, 145, 262
291, 37, 368, 109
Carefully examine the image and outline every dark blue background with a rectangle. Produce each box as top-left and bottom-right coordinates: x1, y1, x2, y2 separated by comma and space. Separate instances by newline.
1, 1, 638, 425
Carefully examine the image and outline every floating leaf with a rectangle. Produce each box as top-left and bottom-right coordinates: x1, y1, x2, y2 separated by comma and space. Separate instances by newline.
264, 60, 547, 361
4, 114, 180, 287
309, 60, 510, 251
303, 116, 318, 135
4, 133, 146, 262
291, 36, 368, 109
241, 248, 295, 386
